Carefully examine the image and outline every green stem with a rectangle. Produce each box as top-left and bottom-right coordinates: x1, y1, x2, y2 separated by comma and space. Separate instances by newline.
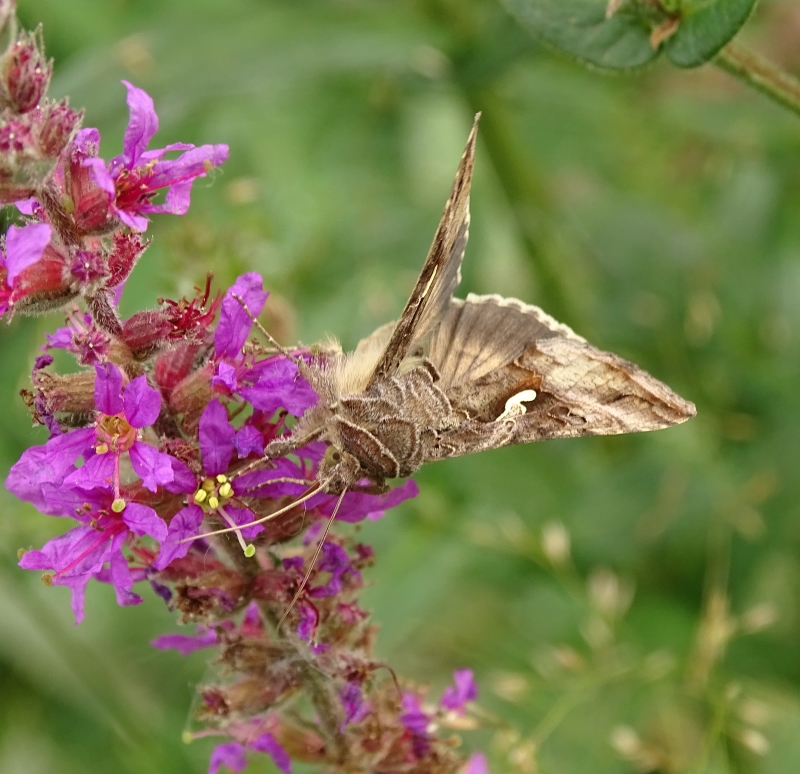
715, 42, 800, 119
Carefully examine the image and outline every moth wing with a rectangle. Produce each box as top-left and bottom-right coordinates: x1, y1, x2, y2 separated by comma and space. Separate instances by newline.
365, 114, 479, 387
429, 294, 695, 445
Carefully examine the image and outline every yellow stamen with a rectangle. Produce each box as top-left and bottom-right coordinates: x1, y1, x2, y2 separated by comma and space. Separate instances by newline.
194, 489, 208, 504
208, 496, 219, 509
111, 498, 126, 513
218, 482, 232, 498
216, 474, 227, 483
95, 443, 109, 454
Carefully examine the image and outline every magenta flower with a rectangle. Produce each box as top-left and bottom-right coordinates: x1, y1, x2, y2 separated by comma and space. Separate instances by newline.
209, 733, 291, 774
83, 81, 228, 232
463, 753, 489, 774
212, 273, 318, 416
441, 668, 478, 714
17, 486, 167, 622
60, 363, 179, 497
0, 222, 52, 315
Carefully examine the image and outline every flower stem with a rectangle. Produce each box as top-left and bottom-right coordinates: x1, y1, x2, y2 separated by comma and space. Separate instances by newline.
213, 536, 345, 760
715, 42, 800, 119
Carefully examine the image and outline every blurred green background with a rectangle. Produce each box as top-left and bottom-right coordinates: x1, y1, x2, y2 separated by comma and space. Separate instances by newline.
3, 0, 800, 772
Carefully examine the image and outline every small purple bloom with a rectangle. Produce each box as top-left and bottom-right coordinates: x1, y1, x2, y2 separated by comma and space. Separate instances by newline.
152, 626, 219, 655
208, 733, 290, 774
441, 669, 478, 714
249, 733, 291, 774
309, 542, 359, 598
208, 742, 247, 774
463, 752, 489, 774
400, 692, 431, 758
83, 81, 228, 232
340, 682, 370, 729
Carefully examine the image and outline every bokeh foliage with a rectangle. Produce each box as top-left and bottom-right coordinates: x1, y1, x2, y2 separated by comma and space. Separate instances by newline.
3, 0, 800, 772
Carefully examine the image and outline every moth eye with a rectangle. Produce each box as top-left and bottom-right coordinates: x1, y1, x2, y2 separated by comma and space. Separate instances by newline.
324, 445, 344, 465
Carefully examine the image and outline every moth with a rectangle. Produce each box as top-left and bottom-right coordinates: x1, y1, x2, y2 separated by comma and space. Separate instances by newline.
260, 115, 696, 497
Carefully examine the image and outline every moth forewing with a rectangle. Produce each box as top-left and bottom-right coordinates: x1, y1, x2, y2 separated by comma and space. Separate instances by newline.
364, 113, 480, 388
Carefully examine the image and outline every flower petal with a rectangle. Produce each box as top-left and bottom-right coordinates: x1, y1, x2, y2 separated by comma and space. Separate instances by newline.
198, 398, 235, 476
94, 362, 124, 415
239, 357, 318, 417
63, 450, 114, 491
123, 374, 162, 427
121, 502, 167, 541
441, 669, 478, 713
249, 733, 291, 774
108, 531, 143, 608
5, 223, 52, 285
214, 273, 268, 359
151, 627, 218, 655
6, 427, 95, 513
208, 742, 247, 774
234, 425, 264, 458
129, 441, 176, 492
154, 504, 204, 570
82, 156, 115, 195
120, 80, 159, 165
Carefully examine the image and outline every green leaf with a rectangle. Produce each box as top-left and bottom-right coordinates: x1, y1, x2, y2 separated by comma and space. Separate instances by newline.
665, 0, 757, 68
501, 0, 658, 71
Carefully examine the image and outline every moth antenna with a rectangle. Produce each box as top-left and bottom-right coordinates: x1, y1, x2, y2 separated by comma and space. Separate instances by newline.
278, 488, 347, 629
181, 482, 326, 544
231, 293, 303, 368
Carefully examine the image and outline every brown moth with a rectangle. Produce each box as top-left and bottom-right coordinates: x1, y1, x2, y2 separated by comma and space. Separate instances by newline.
263, 115, 696, 495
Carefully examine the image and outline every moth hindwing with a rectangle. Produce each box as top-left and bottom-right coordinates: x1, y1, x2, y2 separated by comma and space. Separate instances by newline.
268, 115, 695, 494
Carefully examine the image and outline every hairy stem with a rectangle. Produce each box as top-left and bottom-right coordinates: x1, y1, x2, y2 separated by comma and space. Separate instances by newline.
715, 42, 800, 119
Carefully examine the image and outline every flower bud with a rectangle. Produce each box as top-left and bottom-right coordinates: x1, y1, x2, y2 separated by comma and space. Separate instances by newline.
33, 369, 97, 416
4, 29, 52, 113
107, 231, 146, 287
37, 100, 82, 157
121, 308, 173, 360
8, 245, 75, 315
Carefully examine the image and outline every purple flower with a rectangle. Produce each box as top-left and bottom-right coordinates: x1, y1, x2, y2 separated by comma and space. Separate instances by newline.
308, 542, 359, 598
212, 273, 318, 416
441, 669, 478, 714
83, 81, 228, 231
151, 626, 220, 655
18, 496, 167, 622
400, 692, 431, 759
209, 733, 290, 774
62, 363, 177, 495
0, 222, 52, 315
340, 681, 370, 729
463, 753, 489, 774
